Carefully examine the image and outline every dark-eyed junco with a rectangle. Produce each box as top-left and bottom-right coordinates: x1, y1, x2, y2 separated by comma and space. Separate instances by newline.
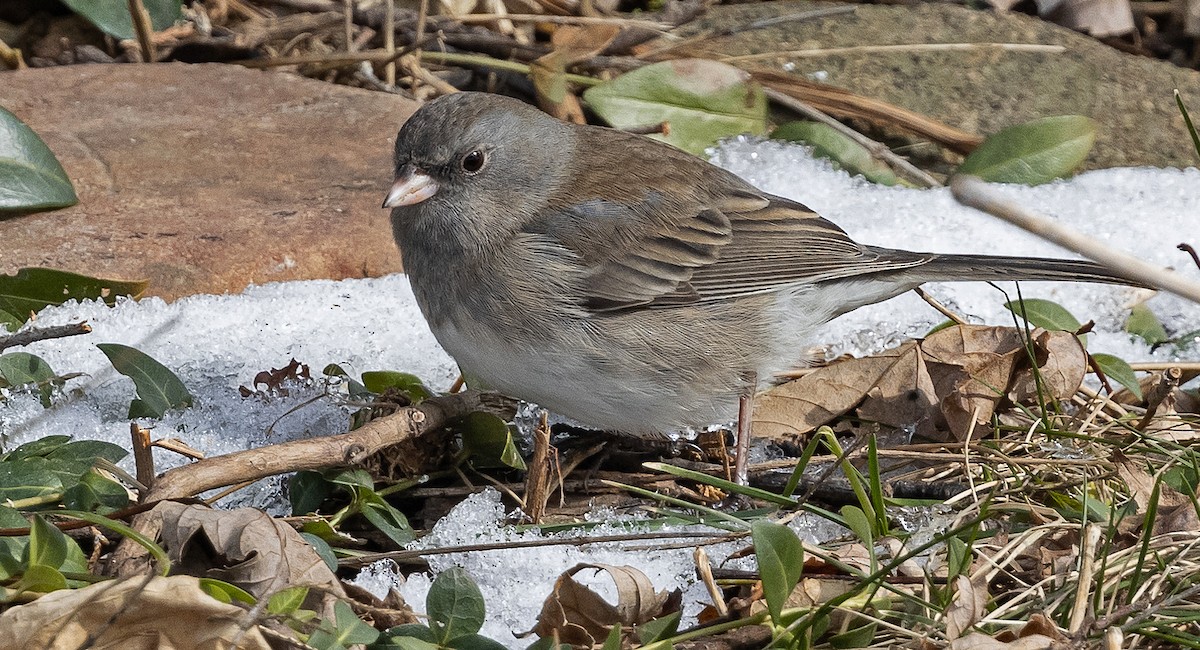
383, 92, 1135, 436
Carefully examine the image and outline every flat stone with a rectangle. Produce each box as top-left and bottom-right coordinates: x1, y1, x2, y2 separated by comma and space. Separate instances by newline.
1, 63, 415, 299
682, 1, 1200, 170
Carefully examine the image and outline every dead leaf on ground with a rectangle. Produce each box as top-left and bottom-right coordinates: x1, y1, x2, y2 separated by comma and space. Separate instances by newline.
526, 563, 680, 646
531, 25, 620, 122
147, 501, 348, 618
945, 574, 990, 641
0, 575, 271, 650
755, 325, 1091, 442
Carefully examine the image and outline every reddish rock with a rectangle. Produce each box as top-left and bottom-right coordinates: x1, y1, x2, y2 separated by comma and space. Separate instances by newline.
0, 63, 416, 299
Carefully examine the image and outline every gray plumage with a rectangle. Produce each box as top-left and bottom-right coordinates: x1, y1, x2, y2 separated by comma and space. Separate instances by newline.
385, 92, 1134, 436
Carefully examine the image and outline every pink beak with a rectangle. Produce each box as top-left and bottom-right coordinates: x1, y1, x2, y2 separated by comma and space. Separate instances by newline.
382, 169, 439, 208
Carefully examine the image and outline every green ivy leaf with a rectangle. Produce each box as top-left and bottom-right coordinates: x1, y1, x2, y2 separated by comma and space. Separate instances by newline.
1092, 353, 1143, 401
750, 520, 804, 624
199, 578, 257, 605
308, 600, 380, 648
361, 370, 435, 402
299, 532, 338, 573
59, 0, 182, 40
1003, 298, 1082, 333
358, 488, 415, 546
0, 267, 147, 326
458, 412, 527, 471
0, 107, 77, 213
427, 566, 486, 643
290, 470, 334, 515
584, 59, 767, 156
957, 115, 1096, 185
772, 121, 902, 186
1125, 304, 1169, 346
268, 586, 310, 615
96, 343, 193, 419
2, 435, 72, 461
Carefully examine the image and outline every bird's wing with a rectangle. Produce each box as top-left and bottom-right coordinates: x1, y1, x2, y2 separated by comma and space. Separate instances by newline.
523, 186, 936, 312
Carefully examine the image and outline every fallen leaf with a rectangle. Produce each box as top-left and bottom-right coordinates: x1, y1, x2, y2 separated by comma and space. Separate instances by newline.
147, 501, 347, 618
528, 563, 680, 645
0, 575, 271, 650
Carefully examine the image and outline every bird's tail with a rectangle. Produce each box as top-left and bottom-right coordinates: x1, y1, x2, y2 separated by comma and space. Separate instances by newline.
908, 253, 1144, 287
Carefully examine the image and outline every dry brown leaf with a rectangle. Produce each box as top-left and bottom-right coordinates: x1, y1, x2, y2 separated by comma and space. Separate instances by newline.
148, 501, 346, 617
757, 325, 1094, 442
0, 575, 271, 650
924, 325, 1026, 440
531, 25, 620, 122
755, 341, 926, 439
950, 632, 1057, 650
1007, 330, 1086, 404
945, 574, 989, 641
528, 563, 680, 645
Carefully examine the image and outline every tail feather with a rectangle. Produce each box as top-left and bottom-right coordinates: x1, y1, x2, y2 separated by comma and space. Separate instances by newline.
898, 253, 1145, 287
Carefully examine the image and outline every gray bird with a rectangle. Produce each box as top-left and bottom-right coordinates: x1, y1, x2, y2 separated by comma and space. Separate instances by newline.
383, 92, 1132, 436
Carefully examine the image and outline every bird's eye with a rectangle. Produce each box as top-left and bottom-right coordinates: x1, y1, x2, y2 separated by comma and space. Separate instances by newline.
460, 150, 487, 173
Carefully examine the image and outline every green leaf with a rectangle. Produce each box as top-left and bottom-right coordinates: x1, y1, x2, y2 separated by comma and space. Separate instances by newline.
25, 515, 87, 575
458, 412, 527, 470
1176, 89, 1200, 160
62, 470, 130, 513
1125, 304, 1169, 346
1003, 298, 1082, 333
327, 468, 375, 490
0, 458, 65, 503
361, 370, 434, 402
0, 507, 29, 580
2, 435, 72, 461
382, 624, 438, 643
358, 488, 415, 546
376, 634, 442, 650
446, 634, 511, 650
300, 532, 338, 572
48, 440, 128, 465
583, 59, 768, 156
636, 611, 681, 644
96, 343, 193, 418
839, 505, 874, 549
0, 352, 57, 406
0, 352, 54, 388
427, 566, 486, 643
59, 0, 182, 40
309, 600, 380, 648
830, 622, 877, 649
771, 121, 902, 186
199, 578, 257, 605
957, 115, 1096, 185
0, 267, 147, 326
290, 470, 334, 515
0, 107, 78, 213
750, 520, 804, 623
268, 586, 310, 615
601, 624, 623, 650
11, 562, 68, 593
1092, 353, 1143, 401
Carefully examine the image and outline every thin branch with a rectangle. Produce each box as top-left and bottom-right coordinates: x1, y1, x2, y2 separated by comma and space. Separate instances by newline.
127, 0, 157, 62
764, 87, 941, 188
0, 322, 92, 352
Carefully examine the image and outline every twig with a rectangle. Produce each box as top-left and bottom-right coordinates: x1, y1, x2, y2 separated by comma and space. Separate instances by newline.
384, 0, 396, 85
127, 0, 157, 62
764, 87, 941, 188
950, 175, 1200, 304
109, 390, 496, 575
131, 423, 155, 491
913, 287, 968, 325
0, 322, 92, 352
451, 14, 671, 29
1179, 242, 1200, 270
722, 42, 1065, 64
